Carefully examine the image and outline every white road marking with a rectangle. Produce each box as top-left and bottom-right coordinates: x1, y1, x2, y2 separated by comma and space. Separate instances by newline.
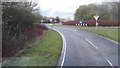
59, 32, 66, 68
85, 38, 115, 68
51, 29, 66, 68
93, 33, 118, 44
107, 60, 114, 68
51, 27, 115, 68
85, 39, 98, 50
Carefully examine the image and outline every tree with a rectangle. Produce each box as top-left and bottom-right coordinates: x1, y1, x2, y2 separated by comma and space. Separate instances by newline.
2, 2, 43, 57
56, 16, 60, 23
74, 2, 118, 20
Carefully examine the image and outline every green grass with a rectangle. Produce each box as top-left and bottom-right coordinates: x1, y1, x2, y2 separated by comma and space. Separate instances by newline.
16, 29, 62, 66
48, 23, 61, 26
79, 27, 119, 42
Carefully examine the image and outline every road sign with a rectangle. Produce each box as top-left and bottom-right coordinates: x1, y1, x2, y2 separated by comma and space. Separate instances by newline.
79, 20, 83, 24
94, 14, 99, 30
94, 14, 99, 21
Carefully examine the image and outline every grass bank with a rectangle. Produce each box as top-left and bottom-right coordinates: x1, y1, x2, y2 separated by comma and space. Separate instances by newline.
17, 29, 62, 66
79, 27, 119, 43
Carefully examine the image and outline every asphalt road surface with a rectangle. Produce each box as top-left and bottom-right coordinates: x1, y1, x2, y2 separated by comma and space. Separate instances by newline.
47, 25, 119, 68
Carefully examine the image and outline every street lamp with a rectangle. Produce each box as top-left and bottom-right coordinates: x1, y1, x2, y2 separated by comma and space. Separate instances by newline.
94, 14, 99, 30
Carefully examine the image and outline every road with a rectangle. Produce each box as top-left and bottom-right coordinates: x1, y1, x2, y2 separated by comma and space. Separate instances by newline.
47, 25, 118, 68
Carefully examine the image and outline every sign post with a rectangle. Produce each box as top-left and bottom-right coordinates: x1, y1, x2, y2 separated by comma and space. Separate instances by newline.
79, 19, 83, 26
94, 14, 99, 30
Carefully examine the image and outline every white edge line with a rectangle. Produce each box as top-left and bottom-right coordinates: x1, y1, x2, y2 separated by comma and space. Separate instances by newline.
107, 60, 114, 68
60, 33, 66, 67
51, 29, 66, 67
94, 33, 119, 44
85, 38, 98, 50
80, 28, 118, 44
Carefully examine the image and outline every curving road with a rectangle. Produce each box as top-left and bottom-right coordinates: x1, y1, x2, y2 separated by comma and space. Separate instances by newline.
47, 25, 118, 68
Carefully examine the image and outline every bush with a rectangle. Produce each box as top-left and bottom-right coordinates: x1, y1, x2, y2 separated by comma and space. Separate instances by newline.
63, 20, 118, 26
2, 2, 47, 57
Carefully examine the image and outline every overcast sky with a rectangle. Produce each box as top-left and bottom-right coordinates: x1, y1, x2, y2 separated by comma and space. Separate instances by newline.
37, 0, 105, 19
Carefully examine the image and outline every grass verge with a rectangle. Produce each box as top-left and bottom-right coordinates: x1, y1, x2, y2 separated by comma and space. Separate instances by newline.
17, 29, 62, 66
79, 27, 119, 43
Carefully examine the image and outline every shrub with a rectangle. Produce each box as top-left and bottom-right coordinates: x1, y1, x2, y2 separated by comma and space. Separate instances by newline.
63, 20, 118, 26
2, 2, 47, 57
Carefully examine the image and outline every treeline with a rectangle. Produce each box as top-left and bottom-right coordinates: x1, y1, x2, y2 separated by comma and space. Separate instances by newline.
2, 2, 47, 57
74, 2, 118, 20
42, 16, 61, 23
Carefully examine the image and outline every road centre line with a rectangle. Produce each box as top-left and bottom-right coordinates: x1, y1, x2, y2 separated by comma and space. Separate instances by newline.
107, 60, 114, 68
51, 27, 115, 68
85, 38, 98, 50
85, 38, 114, 68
